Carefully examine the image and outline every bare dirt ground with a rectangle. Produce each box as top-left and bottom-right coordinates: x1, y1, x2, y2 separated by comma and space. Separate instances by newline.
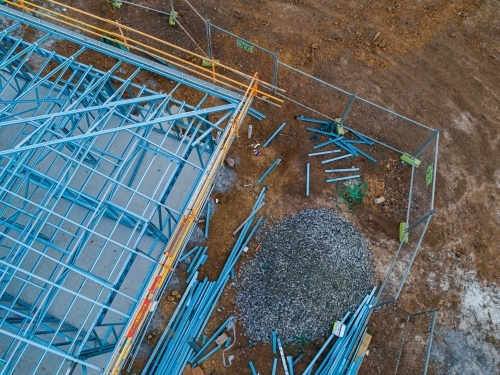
15, 0, 500, 373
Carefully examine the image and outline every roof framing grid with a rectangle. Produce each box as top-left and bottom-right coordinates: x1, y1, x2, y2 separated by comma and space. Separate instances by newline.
0, 6, 257, 375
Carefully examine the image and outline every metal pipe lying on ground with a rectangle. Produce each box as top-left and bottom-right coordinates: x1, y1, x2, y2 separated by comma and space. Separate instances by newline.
190, 318, 233, 364
272, 331, 277, 354
312, 139, 337, 149
179, 246, 200, 262
308, 149, 341, 156
306, 163, 310, 197
306, 127, 340, 138
277, 338, 290, 375
263, 122, 287, 147
257, 158, 281, 184
322, 154, 353, 164
248, 361, 258, 375
232, 202, 265, 235
204, 202, 210, 238
196, 345, 221, 366
326, 175, 361, 183
296, 115, 330, 124
272, 357, 278, 375
347, 144, 377, 162
324, 168, 360, 173
287, 356, 295, 375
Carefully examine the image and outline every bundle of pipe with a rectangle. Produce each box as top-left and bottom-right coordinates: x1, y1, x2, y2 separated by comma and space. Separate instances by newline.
297, 118, 375, 191
141, 188, 267, 375
301, 286, 376, 375
304, 125, 375, 163
141, 272, 230, 374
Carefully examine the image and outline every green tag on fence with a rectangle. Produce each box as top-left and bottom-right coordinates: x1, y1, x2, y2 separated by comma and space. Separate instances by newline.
426, 164, 434, 186
237, 39, 254, 53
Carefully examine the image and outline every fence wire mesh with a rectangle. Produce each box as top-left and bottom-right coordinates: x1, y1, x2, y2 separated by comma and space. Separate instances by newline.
394, 310, 438, 375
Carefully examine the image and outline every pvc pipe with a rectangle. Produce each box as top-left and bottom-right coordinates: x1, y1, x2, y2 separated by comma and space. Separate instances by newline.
204, 202, 210, 238
272, 331, 277, 354
306, 163, 310, 197
325, 175, 360, 183
321, 154, 353, 164
263, 122, 287, 147
324, 168, 359, 173
248, 361, 258, 375
257, 158, 281, 184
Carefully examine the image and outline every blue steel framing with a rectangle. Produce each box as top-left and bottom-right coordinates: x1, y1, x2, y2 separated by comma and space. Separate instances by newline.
0, 7, 254, 375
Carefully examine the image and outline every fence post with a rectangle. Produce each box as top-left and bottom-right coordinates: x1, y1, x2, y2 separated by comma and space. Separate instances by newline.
205, 19, 213, 59
272, 51, 279, 95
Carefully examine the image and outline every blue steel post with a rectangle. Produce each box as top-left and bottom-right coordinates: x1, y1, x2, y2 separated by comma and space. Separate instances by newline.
306, 163, 310, 197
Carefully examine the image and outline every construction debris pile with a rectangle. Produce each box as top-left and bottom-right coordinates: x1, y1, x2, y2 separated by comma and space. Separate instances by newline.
235, 209, 375, 342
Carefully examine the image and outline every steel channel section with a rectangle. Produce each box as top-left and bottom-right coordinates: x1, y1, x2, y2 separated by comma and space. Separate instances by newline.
0, 14, 253, 375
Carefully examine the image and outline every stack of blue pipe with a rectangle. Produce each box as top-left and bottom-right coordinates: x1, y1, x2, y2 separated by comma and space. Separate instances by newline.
303, 286, 376, 375
298, 116, 376, 163
142, 187, 267, 375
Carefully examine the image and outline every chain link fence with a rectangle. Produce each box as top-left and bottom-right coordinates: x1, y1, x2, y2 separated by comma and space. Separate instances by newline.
394, 309, 438, 375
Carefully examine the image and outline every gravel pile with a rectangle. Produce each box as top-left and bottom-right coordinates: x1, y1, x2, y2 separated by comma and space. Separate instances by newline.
235, 208, 375, 343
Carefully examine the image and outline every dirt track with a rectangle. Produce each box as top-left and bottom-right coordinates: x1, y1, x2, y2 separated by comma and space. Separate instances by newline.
23, 0, 500, 373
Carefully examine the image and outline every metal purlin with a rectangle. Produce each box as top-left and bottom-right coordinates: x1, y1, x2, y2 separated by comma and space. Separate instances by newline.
0, 9, 254, 374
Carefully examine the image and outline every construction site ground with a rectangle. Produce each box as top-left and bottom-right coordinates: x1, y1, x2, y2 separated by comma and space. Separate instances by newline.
22, 0, 500, 374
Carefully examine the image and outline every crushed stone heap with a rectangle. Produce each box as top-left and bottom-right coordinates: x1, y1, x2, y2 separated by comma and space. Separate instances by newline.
235, 208, 375, 343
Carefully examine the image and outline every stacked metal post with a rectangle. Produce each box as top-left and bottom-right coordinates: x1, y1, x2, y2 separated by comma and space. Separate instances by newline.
302, 287, 376, 375
298, 116, 377, 186
142, 188, 267, 375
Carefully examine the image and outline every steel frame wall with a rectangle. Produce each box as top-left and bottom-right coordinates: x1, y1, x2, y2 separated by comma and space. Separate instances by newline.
0, 8, 255, 375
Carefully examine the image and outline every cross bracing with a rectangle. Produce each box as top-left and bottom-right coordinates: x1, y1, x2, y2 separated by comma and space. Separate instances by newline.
0, 7, 257, 374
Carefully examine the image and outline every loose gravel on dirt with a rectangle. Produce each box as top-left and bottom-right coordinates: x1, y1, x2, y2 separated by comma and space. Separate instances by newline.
235, 208, 375, 343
